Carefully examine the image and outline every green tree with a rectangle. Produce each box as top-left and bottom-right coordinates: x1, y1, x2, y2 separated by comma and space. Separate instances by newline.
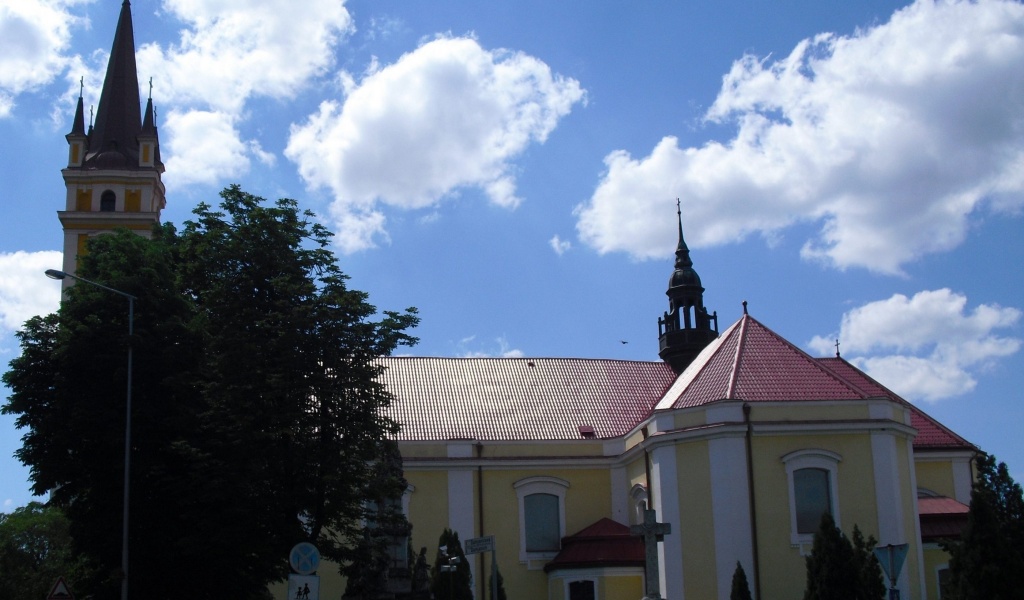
3, 187, 419, 599
942, 453, 1024, 599
343, 439, 412, 599
431, 529, 473, 600
0, 502, 96, 599
851, 525, 885, 600
489, 565, 507, 600
730, 561, 752, 600
804, 513, 888, 600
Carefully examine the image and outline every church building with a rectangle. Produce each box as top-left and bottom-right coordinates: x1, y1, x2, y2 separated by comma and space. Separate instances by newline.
379, 208, 974, 600
62, 4, 974, 600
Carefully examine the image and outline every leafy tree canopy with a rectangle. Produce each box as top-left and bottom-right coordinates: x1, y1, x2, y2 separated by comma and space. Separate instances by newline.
942, 452, 1024, 599
0, 502, 96, 599
803, 513, 884, 600
730, 561, 752, 600
431, 528, 473, 600
2, 186, 419, 599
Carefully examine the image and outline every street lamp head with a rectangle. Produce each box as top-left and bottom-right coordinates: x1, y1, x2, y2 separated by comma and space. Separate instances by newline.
45, 269, 68, 280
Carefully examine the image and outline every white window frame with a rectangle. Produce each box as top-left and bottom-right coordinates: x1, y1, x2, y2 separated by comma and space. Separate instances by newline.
782, 449, 841, 545
514, 476, 569, 562
630, 483, 649, 525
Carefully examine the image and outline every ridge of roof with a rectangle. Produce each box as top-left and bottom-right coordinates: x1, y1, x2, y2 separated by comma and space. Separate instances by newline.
658, 314, 874, 409
816, 357, 975, 450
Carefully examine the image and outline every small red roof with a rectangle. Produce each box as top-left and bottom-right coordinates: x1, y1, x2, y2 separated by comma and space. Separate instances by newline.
918, 496, 970, 542
544, 518, 644, 572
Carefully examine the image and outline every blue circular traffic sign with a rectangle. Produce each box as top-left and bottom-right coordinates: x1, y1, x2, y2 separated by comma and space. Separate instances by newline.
290, 542, 320, 575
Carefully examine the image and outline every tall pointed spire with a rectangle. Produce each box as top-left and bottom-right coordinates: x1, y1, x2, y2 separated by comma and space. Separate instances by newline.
58, 1, 165, 288
657, 200, 718, 374
87, 0, 142, 166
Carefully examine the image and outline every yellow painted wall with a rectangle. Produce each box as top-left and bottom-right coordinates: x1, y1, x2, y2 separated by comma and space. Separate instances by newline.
674, 440, 718, 600
406, 470, 449, 554
751, 432, 881, 600
76, 189, 91, 211
602, 573, 643, 600
914, 460, 958, 498
125, 189, 141, 212
406, 464, 616, 600
921, 546, 949, 600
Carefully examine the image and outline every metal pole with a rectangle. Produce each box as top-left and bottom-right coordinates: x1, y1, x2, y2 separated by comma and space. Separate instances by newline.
45, 269, 135, 600
121, 296, 133, 600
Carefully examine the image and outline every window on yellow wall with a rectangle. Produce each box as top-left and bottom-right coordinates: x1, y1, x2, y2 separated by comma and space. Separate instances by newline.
514, 476, 568, 562
782, 449, 841, 545
568, 579, 596, 600
100, 190, 116, 211
524, 493, 560, 552
794, 468, 832, 534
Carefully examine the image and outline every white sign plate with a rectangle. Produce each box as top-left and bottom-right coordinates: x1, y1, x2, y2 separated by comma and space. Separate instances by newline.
464, 535, 494, 554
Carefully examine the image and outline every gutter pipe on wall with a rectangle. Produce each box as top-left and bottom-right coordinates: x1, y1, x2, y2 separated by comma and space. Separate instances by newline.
743, 403, 762, 600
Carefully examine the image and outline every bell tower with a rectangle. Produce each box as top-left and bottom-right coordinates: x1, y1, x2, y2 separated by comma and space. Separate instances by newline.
58, 0, 165, 288
658, 201, 718, 373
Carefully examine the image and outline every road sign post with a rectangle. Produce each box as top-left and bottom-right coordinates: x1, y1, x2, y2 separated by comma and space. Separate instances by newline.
465, 536, 497, 600
873, 543, 909, 600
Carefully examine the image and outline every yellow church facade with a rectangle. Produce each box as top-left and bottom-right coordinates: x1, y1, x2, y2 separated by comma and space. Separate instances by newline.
378, 312, 973, 600
64, 5, 975, 600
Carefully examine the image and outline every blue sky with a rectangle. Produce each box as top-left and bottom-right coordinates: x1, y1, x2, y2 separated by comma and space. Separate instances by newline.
1, 0, 1022, 510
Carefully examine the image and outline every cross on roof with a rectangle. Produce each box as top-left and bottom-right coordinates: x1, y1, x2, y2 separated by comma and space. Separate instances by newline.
631, 508, 671, 600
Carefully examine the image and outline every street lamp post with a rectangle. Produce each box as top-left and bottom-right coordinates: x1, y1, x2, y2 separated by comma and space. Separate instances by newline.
46, 269, 136, 600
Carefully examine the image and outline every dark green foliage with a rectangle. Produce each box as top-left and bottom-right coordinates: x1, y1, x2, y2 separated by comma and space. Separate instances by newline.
343, 440, 412, 599
2, 186, 419, 599
430, 529, 473, 600
489, 565, 507, 600
803, 513, 884, 600
0, 502, 96, 599
942, 453, 1024, 599
730, 561, 752, 600
851, 525, 885, 600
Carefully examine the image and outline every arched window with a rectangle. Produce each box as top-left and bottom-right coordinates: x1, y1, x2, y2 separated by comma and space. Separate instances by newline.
630, 483, 649, 525
100, 190, 116, 211
782, 449, 841, 544
514, 476, 569, 562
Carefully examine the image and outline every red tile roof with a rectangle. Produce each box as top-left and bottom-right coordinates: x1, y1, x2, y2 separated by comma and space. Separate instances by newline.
658, 315, 873, 409
378, 315, 973, 451
544, 518, 644, 573
379, 357, 675, 441
818, 358, 973, 450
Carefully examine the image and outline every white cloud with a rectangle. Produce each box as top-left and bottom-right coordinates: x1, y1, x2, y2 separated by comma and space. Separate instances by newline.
286, 36, 585, 252
140, 0, 353, 113
162, 109, 249, 187
0, 0, 82, 118
125, 0, 353, 188
809, 289, 1022, 401
549, 234, 571, 256
455, 334, 524, 358
0, 251, 63, 332
576, 0, 1024, 274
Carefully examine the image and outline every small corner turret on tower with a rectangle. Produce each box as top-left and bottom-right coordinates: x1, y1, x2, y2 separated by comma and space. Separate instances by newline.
657, 200, 718, 374
58, 0, 166, 287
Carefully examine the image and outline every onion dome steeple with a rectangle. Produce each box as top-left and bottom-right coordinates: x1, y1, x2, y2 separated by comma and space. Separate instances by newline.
658, 201, 718, 374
